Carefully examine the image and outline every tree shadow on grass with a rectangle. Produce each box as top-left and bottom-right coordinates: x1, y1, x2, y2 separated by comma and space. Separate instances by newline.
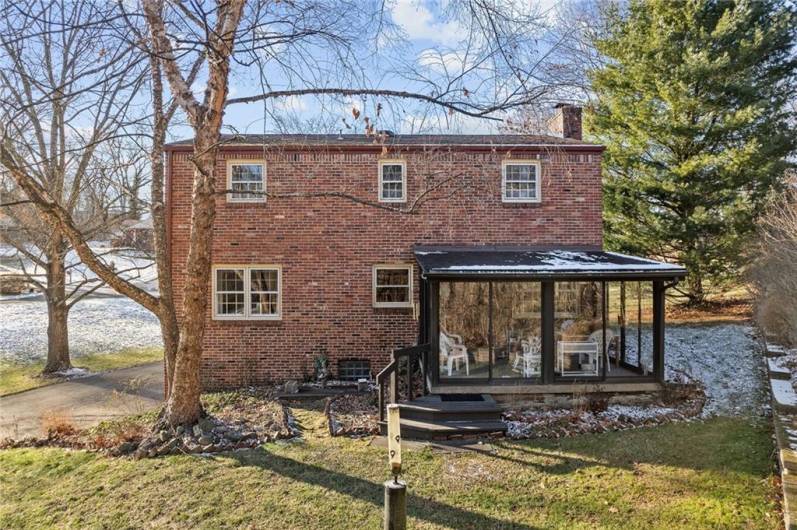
228, 448, 540, 530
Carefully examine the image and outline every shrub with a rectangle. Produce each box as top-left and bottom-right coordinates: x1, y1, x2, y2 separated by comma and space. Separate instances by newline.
748, 184, 797, 346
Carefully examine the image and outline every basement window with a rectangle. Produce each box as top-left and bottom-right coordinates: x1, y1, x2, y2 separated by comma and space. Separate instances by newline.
338, 360, 371, 381
213, 265, 281, 320
372, 265, 413, 308
227, 160, 266, 203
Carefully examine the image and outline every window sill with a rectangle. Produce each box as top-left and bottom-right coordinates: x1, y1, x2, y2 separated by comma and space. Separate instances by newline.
211, 317, 283, 326
373, 305, 413, 311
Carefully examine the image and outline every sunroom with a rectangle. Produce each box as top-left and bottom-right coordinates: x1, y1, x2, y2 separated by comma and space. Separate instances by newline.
414, 246, 687, 394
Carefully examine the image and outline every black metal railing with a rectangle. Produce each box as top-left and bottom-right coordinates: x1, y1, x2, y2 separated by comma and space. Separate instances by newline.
376, 343, 430, 422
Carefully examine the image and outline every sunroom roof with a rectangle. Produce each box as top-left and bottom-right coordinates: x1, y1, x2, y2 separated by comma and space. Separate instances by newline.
413, 246, 686, 280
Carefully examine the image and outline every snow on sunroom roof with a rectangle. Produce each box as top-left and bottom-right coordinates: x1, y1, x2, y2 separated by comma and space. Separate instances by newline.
413, 247, 686, 278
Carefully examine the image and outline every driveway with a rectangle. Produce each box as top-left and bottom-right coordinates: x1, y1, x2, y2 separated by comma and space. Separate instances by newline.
0, 362, 164, 439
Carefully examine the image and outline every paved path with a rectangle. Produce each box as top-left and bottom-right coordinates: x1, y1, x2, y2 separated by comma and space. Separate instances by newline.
0, 362, 164, 439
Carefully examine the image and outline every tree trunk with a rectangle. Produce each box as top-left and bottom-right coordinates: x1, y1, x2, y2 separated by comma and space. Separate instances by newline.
143, 0, 244, 426
148, 53, 179, 396
685, 274, 705, 306
43, 252, 71, 373
160, 136, 219, 425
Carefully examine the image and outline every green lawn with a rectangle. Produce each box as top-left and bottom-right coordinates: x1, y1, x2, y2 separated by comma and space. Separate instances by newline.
0, 409, 778, 529
0, 347, 163, 396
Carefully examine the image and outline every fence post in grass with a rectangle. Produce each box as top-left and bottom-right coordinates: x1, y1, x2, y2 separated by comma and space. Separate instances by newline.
384, 404, 406, 530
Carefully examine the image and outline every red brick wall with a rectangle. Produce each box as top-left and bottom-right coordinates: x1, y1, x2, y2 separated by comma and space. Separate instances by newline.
167, 144, 603, 389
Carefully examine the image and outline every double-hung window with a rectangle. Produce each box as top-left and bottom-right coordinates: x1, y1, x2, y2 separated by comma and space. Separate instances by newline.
227, 160, 266, 203
213, 265, 281, 320
502, 160, 541, 203
373, 265, 413, 308
378, 161, 406, 202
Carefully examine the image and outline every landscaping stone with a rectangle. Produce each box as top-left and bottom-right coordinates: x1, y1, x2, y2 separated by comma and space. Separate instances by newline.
118, 441, 138, 455
283, 380, 300, 394
197, 418, 215, 433
771, 379, 797, 413
769, 357, 792, 380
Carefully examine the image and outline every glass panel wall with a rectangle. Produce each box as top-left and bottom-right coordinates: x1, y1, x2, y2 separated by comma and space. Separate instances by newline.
439, 282, 489, 379
492, 282, 542, 379
598, 281, 656, 377
436, 279, 656, 383
555, 281, 604, 377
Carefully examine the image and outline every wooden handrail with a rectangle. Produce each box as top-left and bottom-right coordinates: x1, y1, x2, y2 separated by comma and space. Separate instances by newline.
377, 343, 430, 422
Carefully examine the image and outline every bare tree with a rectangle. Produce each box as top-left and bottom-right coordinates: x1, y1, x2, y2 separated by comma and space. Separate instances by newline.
0, 0, 148, 373
5, 0, 584, 428
134, 0, 582, 426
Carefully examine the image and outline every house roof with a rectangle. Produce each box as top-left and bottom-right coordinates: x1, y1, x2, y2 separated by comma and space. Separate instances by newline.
413, 246, 686, 280
165, 133, 602, 150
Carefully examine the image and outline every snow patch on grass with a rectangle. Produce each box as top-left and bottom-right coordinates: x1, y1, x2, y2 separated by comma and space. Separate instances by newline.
664, 323, 767, 417
0, 296, 162, 364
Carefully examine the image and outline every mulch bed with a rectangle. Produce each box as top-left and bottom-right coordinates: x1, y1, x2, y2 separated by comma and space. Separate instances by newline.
325, 392, 380, 437
503, 382, 706, 440
0, 386, 297, 458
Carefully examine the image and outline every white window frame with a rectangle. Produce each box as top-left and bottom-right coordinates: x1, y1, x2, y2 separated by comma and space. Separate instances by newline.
212, 265, 282, 320
501, 160, 541, 203
372, 264, 413, 308
378, 160, 407, 203
226, 159, 266, 203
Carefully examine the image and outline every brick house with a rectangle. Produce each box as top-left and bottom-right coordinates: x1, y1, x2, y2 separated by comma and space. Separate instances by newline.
165, 106, 685, 427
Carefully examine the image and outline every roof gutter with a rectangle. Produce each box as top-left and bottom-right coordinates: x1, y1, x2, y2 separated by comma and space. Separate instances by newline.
420, 270, 687, 281
163, 143, 605, 153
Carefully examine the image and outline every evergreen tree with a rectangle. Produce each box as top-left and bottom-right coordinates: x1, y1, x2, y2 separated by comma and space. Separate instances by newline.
587, 0, 797, 305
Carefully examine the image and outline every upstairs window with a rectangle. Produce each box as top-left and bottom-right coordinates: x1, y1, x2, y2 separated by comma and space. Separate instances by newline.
213, 265, 281, 320
502, 161, 541, 203
373, 265, 413, 308
227, 160, 266, 203
379, 161, 406, 203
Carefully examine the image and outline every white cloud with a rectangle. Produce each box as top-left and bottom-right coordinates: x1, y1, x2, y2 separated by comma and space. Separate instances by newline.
391, 0, 463, 46
417, 49, 472, 74
273, 95, 308, 112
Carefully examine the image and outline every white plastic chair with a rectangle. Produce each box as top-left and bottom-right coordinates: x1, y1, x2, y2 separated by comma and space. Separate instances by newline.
589, 329, 615, 373
440, 332, 469, 376
513, 336, 541, 378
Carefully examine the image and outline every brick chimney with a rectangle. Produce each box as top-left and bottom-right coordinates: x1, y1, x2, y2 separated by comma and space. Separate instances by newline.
548, 103, 582, 140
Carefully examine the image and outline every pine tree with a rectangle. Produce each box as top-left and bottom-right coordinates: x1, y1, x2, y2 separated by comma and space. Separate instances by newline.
587, 0, 797, 305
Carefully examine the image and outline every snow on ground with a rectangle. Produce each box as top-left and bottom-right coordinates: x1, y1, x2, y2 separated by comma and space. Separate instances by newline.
664, 323, 768, 417
0, 243, 158, 297
0, 296, 162, 364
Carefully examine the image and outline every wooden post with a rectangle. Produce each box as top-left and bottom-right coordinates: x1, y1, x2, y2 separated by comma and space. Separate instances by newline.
384, 479, 407, 530
385, 404, 406, 530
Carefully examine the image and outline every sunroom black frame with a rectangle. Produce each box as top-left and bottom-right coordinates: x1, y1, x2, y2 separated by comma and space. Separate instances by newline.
414, 246, 687, 389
